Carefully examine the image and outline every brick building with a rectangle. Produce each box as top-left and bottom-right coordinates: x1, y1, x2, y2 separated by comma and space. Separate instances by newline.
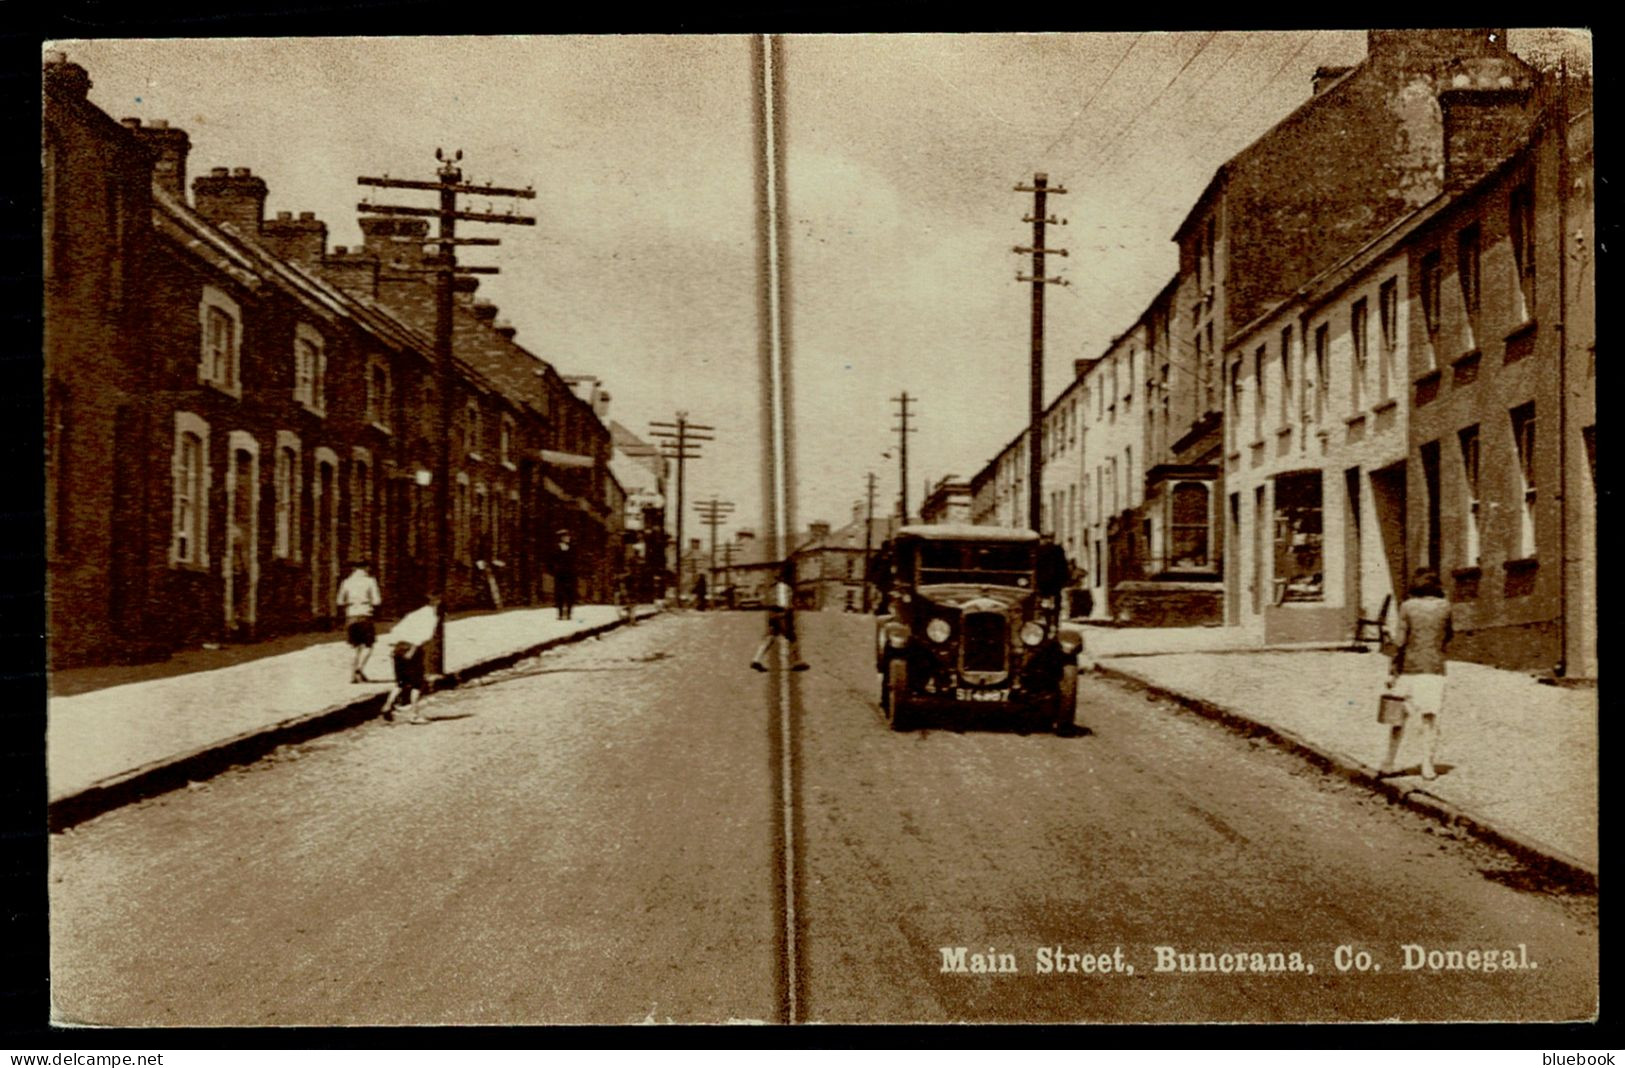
44, 52, 625, 668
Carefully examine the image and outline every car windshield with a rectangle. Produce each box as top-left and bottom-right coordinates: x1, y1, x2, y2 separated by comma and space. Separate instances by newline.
914, 541, 1034, 587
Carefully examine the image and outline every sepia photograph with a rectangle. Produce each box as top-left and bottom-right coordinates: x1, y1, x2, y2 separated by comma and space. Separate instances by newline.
41, 28, 1597, 1027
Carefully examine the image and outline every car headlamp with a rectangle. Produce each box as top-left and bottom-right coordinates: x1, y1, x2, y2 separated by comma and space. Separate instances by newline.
1057, 626, 1083, 654
1019, 621, 1045, 647
926, 618, 951, 643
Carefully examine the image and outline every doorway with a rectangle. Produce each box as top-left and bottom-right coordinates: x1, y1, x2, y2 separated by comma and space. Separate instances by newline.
1369, 461, 1407, 609
223, 432, 259, 638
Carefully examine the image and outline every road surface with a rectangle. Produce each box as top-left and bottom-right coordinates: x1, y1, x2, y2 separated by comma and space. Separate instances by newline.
50, 612, 1598, 1024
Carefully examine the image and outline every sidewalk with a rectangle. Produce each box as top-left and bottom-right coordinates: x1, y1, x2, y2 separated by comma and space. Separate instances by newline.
1096, 649, 1598, 882
48, 604, 656, 819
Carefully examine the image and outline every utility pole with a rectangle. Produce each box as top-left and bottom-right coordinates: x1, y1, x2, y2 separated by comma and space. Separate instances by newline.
649, 412, 713, 596
357, 150, 534, 673
1014, 172, 1069, 533
720, 539, 739, 606
890, 392, 916, 523
694, 496, 735, 600
862, 471, 877, 611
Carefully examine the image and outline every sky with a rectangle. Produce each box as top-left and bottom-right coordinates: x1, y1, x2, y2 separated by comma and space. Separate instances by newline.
56, 30, 1590, 544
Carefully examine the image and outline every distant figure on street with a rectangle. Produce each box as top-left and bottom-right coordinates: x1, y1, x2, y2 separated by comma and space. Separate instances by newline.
336, 559, 382, 683
381, 596, 442, 725
752, 561, 808, 672
1382, 568, 1455, 780
614, 563, 637, 626
694, 573, 709, 612
553, 530, 577, 621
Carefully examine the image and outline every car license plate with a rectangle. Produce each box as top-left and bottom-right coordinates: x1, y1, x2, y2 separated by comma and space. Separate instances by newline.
956, 688, 1007, 703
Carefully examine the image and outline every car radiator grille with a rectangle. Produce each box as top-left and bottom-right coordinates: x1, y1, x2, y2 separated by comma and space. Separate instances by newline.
960, 611, 1007, 673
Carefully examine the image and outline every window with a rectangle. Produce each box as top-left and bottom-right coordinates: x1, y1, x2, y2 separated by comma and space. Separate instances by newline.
1458, 425, 1480, 567
475, 482, 490, 561
1313, 323, 1329, 424
1457, 223, 1481, 344
500, 414, 515, 467
198, 286, 241, 396
1511, 403, 1537, 558
350, 449, 373, 561
171, 412, 210, 566
1510, 183, 1535, 322
464, 401, 482, 459
293, 324, 326, 414
366, 357, 392, 431
455, 472, 472, 564
1228, 359, 1242, 450
1124, 446, 1134, 508
1205, 322, 1216, 410
1253, 345, 1266, 438
1279, 326, 1293, 425
1108, 457, 1118, 514
1170, 481, 1210, 570
1350, 299, 1368, 412
1420, 251, 1443, 367
274, 432, 301, 560
1378, 276, 1399, 393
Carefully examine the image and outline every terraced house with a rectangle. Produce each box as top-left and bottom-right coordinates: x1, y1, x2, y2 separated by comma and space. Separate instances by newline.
45, 51, 624, 668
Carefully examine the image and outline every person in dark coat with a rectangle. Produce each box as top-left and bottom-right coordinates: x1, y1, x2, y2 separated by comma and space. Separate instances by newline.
553, 529, 577, 621
752, 560, 808, 672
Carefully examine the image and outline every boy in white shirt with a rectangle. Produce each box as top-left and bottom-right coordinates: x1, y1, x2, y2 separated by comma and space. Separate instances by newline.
335, 559, 382, 683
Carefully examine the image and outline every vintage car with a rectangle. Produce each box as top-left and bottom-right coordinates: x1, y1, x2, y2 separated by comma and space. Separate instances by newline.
871, 524, 1084, 733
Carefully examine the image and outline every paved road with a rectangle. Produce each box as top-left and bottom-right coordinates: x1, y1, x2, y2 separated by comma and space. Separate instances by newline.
50, 613, 1597, 1025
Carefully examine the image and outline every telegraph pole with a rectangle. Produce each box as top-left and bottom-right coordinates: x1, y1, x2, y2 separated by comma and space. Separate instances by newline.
1014, 172, 1069, 533
695, 496, 736, 600
357, 150, 534, 673
862, 471, 877, 611
649, 412, 713, 595
890, 392, 916, 523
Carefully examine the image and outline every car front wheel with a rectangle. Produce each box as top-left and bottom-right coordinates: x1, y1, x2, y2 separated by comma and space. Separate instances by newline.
886, 658, 912, 732
1053, 663, 1078, 734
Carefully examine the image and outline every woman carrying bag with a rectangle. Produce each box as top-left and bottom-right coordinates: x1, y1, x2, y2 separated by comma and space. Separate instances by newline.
1379, 568, 1454, 781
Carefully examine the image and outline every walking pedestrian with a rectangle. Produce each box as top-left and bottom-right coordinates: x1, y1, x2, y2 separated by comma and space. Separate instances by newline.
381, 596, 442, 725
694, 572, 709, 612
751, 561, 808, 672
1381, 568, 1455, 780
553, 529, 577, 621
336, 558, 382, 683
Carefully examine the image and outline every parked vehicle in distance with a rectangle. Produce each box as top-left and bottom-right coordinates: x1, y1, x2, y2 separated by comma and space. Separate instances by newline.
871, 524, 1084, 733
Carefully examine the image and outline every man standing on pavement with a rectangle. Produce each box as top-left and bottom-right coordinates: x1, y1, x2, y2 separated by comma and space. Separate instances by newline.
553, 529, 577, 621
1382, 568, 1454, 781
336, 559, 382, 683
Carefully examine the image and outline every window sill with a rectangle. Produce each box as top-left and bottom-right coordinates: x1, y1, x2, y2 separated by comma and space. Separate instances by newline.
1450, 565, 1482, 581
1452, 348, 1482, 369
1248, 439, 1266, 450
370, 422, 392, 436
1371, 399, 1398, 415
466, 452, 484, 463
1413, 369, 1442, 388
169, 558, 210, 573
501, 460, 518, 473
1503, 556, 1539, 573
1227, 451, 1241, 463
296, 400, 326, 418
1344, 413, 1367, 428
1505, 318, 1538, 344
1275, 426, 1293, 440
201, 378, 242, 401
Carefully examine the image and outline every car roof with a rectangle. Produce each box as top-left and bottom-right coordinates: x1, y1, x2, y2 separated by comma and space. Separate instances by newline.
894, 523, 1039, 543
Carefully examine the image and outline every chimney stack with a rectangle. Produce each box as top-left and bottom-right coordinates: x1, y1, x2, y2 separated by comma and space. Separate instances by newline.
43, 51, 91, 102
493, 320, 517, 341
261, 209, 328, 265
192, 166, 268, 235
470, 299, 499, 322
121, 118, 191, 198
809, 521, 831, 541
359, 215, 429, 271
1439, 55, 1535, 192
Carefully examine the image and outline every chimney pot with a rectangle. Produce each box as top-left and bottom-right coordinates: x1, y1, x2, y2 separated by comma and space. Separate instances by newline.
43, 50, 67, 65
121, 117, 142, 129
277, 210, 292, 220
211, 166, 229, 177
335, 245, 348, 254
231, 166, 251, 177
149, 118, 169, 129
298, 210, 315, 220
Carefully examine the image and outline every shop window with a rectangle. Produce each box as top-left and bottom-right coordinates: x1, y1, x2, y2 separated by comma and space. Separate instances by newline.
1271, 472, 1322, 602
1170, 481, 1211, 571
